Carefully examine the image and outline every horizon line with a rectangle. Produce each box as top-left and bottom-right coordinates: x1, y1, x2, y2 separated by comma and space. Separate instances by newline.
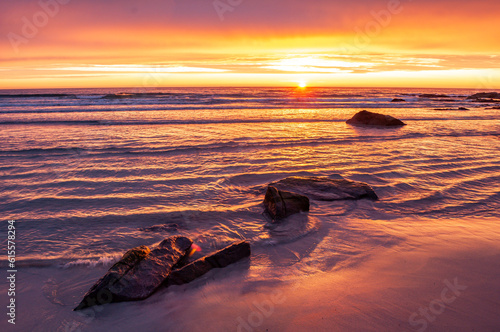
1, 86, 499, 92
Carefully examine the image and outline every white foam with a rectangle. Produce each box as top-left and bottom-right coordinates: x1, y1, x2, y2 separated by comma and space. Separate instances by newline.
61, 255, 121, 269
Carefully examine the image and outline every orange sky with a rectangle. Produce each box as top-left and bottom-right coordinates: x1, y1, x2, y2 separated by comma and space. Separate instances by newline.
1, 0, 499, 89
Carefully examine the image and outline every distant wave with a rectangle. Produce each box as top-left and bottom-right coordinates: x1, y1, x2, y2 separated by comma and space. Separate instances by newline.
0, 119, 345, 126
0, 89, 487, 115
0, 146, 116, 155
0, 120, 101, 125
0, 91, 367, 99
0, 104, 410, 114
1, 131, 498, 158
0, 91, 261, 100
0, 93, 75, 98
0, 103, 485, 114
1, 115, 497, 126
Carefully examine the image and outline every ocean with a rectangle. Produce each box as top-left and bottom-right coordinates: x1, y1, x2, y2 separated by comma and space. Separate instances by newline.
1, 87, 499, 331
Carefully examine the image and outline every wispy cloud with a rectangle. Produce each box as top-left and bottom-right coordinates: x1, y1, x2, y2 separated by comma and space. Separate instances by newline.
1, 0, 499, 88
43, 65, 228, 73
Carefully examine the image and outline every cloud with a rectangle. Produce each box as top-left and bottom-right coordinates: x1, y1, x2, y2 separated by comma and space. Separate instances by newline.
1, 0, 499, 88
45, 64, 228, 73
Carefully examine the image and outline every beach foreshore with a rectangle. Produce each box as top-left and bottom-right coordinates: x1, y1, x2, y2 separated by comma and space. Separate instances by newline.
3, 216, 499, 332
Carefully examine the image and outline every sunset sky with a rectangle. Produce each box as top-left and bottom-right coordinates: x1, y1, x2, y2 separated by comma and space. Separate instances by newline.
1, 0, 499, 89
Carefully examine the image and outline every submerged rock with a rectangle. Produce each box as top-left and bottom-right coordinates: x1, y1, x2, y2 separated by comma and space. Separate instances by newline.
467, 92, 500, 100
269, 176, 378, 201
346, 110, 406, 127
166, 241, 251, 286
418, 94, 450, 98
263, 186, 310, 220
140, 223, 180, 232
74, 236, 192, 310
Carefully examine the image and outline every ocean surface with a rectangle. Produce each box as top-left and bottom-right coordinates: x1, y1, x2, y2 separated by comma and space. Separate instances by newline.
0, 87, 499, 331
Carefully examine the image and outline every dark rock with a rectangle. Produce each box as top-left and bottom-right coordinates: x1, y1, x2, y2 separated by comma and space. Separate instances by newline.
263, 186, 310, 220
74, 236, 192, 310
140, 223, 180, 232
166, 241, 251, 286
418, 94, 450, 98
437, 107, 469, 110
467, 92, 500, 100
469, 99, 500, 103
470, 99, 497, 103
418, 94, 458, 102
391, 98, 406, 102
269, 176, 378, 201
346, 110, 406, 127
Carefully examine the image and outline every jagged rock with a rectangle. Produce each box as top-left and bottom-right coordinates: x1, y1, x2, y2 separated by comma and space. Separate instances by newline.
467, 92, 500, 100
263, 186, 310, 220
269, 176, 378, 201
74, 236, 192, 310
166, 241, 251, 286
391, 98, 406, 102
346, 110, 406, 127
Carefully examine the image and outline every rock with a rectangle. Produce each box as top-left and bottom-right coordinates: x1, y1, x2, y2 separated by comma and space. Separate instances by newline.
418, 94, 457, 102
74, 236, 192, 310
458, 107, 469, 110
269, 176, 378, 201
263, 186, 310, 220
166, 241, 251, 286
346, 110, 406, 127
467, 92, 500, 100
140, 223, 180, 232
418, 94, 450, 98
474, 99, 498, 103
391, 98, 406, 102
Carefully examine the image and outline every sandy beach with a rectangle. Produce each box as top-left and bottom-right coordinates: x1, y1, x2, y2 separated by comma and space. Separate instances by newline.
6, 216, 499, 331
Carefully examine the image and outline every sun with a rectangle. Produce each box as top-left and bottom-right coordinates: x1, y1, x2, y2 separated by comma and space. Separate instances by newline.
298, 81, 308, 88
